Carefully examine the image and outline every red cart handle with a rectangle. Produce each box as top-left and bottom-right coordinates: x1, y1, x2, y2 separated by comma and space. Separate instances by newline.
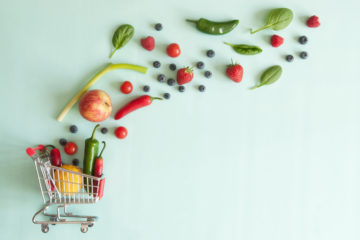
26, 145, 45, 157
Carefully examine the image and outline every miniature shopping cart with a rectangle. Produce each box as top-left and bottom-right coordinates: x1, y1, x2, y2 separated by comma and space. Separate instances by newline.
26, 145, 105, 233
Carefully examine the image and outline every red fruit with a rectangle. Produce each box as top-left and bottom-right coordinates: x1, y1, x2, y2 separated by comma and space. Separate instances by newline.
176, 67, 194, 85
226, 63, 243, 83
166, 43, 181, 58
307, 15, 320, 28
270, 35, 284, 48
141, 36, 155, 51
64, 142, 78, 155
115, 126, 128, 139
120, 81, 133, 94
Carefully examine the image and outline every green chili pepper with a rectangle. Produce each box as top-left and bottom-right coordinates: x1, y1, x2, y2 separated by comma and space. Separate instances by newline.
186, 18, 239, 35
83, 124, 100, 192
224, 42, 262, 55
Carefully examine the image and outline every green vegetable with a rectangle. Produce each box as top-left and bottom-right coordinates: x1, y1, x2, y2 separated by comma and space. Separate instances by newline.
224, 42, 262, 55
186, 18, 239, 35
110, 24, 134, 58
56, 63, 147, 122
251, 65, 282, 89
83, 124, 100, 193
250, 8, 293, 34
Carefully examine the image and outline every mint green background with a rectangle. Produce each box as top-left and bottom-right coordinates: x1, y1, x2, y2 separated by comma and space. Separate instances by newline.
1, 0, 359, 239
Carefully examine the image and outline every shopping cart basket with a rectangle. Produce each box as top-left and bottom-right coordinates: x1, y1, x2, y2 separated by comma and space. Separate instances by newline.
26, 145, 105, 233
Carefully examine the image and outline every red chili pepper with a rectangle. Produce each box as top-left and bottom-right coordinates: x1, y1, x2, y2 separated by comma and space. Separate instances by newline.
93, 141, 105, 177
45, 145, 62, 167
114, 95, 162, 120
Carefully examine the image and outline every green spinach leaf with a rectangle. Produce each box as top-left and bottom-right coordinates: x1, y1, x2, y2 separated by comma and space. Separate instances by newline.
110, 24, 134, 58
251, 65, 282, 89
224, 42, 262, 55
250, 8, 293, 34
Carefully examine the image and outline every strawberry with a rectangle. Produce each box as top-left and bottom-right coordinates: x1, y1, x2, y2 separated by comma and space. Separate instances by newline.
226, 63, 243, 83
270, 34, 284, 48
306, 15, 320, 28
176, 67, 194, 85
140, 36, 155, 51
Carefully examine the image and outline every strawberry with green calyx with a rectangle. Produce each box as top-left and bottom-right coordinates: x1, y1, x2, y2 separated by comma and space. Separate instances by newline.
176, 67, 194, 85
226, 61, 243, 83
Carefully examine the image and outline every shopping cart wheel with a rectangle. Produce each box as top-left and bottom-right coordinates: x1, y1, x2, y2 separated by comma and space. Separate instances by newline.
41, 224, 49, 233
80, 224, 88, 233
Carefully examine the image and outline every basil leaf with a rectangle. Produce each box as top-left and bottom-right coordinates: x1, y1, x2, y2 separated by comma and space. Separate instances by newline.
224, 42, 262, 55
250, 8, 293, 34
110, 24, 134, 58
250, 65, 282, 89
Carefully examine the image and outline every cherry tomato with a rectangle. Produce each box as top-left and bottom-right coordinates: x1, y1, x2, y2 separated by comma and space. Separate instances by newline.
115, 126, 128, 139
120, 81, 133, 94
64, 142, 78, 155
166, 43, 181, 58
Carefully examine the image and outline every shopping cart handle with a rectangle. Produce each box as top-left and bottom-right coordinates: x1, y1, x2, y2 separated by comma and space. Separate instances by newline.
26, 145, 45, 156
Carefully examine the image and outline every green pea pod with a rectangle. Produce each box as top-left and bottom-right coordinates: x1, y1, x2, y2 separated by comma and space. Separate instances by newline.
224, 42, 262, 55
250, 65, 282, 89
186, 18, 239, 35
83, 124, 100, 193
110, 24, 134, 58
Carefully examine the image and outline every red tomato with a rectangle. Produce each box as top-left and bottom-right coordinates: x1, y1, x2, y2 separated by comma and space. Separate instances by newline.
120, 81, 133, 94
115, 126, 128, 139
166, 43, 181, 58
64, 142, 78, 155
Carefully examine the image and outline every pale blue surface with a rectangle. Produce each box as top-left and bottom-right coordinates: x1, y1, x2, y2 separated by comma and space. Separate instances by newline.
1, 0, 360, 239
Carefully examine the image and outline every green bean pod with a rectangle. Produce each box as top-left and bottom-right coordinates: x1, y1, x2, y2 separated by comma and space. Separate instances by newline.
224, 42, 262, 55
186, 18, 239, 35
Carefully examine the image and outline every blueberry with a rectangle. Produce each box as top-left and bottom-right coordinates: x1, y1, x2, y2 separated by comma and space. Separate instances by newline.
298, 36, 308, 45
299, 51, 308, 59
153, 61, 161, 68
69, 125, 78, 133
157, 74, 166, 83
59, 138, 67, 146
198, 85, 206, 92
204, 71, 212, 78
178, 86, 185, 92
72, 158, 79, 166
169, 63, 177, 71
196, 61, 205, 69
285, 55, 294, 62
143, 85, 150, 92
167, 78, 176, 86
206, 49, 215, 58
101, 127, 108, 134
155, 23, 162, 31
164, 93, 170, 99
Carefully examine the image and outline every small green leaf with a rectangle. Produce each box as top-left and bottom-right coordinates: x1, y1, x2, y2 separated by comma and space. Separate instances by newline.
250, 8, 293, 34
110, 24, 134, 58
224, 42, 262, 55
251, 65, 282, 89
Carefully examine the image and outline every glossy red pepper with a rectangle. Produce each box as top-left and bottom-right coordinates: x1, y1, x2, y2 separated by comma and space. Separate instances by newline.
114, 95, 162, 120
93, 141, 105, 177
45, 145, 62, 167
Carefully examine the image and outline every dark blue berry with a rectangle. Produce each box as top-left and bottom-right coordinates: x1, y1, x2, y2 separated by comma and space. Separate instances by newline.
164, 93, 170, 99
101, 127, 108, 134
59, 138, 67, 146
300, 51, 308, 59
69, 125, 78, 133
155, 23, 162, 31
298, 36, 308, 45
196, 61, 205, 69
204, 71, 212, 78
178, 86, 185, 92
72, 158, 79, 166
153, 61, 161, 68
143, 85, 150, 92
157, 74, 166, 83
167, 78, 175, 86
198, 85, 206, 92
285, 55, 294, 62
206, 49, 215, 58
169, 63, 176, 71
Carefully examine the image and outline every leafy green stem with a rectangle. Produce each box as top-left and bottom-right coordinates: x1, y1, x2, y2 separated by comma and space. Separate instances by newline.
109, 48, 117, 58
